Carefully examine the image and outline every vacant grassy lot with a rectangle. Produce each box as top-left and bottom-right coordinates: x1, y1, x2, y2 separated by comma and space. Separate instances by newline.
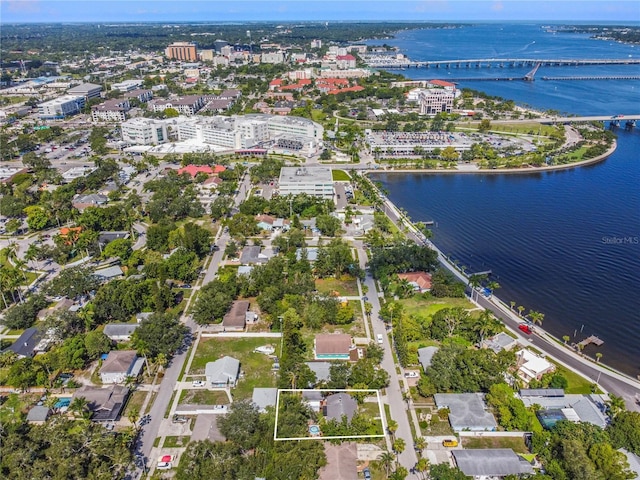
332, 169, 351, 181
190, 337, 279, 400
163, 435, 190, 448
553, 364, 594, 394
123, 390, 146, 419
315, 275, 359, 296
179, 389, 229, 405
462, 435, 529, 453
400, 296, 475, 318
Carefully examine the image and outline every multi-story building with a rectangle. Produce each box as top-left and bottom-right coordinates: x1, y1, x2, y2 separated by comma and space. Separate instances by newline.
419, 89, 455, 115
318, 68, 372, 79
278, 167, 334, 198
121, 118, 168, 145
199, 49, 215, 61
261, 52, 285, 64
165, 42, 198, 61
310, 39, 322, 49
91, 98, 130, 122
148, 95, 205, 115
111, 79, 144, 92
177, 116, 269, 150
123, 89, 153, 103
38, 95, 85, 119
336, 54, 357, 69
67, 82, 102, 100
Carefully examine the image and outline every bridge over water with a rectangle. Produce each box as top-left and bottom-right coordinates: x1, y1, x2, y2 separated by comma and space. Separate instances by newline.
498, 115, 640, 125
363, 57, 640, 70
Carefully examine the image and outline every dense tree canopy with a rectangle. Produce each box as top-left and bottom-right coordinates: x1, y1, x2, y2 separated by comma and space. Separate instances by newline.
131, 312, 188, 359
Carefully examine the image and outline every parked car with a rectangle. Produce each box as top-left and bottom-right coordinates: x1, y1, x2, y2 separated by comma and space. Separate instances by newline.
157, 462, 172, 470
518, 323, 533, 335
363, 467, 371, 480
192, 380, 205, 387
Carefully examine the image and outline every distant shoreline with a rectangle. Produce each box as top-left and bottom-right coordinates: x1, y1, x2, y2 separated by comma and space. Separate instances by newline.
366, 141, 617, 175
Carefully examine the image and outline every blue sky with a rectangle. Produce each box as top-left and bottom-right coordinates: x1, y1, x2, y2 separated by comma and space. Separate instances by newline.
1, 0, 639, 23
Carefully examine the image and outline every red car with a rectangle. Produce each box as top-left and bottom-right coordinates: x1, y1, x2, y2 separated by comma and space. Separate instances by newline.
518, 324, 533, 335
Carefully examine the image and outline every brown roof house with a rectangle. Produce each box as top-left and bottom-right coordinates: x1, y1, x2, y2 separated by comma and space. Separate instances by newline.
99, 350, 144, 384
222, 300, 249, 332
397, 271, 432, 292
314, 334, 353, 360
318, 442, 358, 480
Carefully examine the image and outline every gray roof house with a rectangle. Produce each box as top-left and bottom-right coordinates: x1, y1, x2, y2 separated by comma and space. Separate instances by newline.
296, 247, 319, 262
417, 346, 439, 371
205, 356, 240, 388
240, 245, 270, 265
72, 385, 129, 422
4, 327, 43, 358
522, 392, 608, 429
252, 387, 278, 413
434, 393, 498, 432
98, 231, 130, 245
482, 332, 518, 353
103, 323, 139, 342
323, 392, 358, 422
99, 350, 143, 384
26, 405, 51, 424
94, 265, 124, 281
452, 449, 534, 478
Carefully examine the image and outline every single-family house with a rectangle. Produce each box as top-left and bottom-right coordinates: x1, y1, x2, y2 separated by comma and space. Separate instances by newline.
323, 392, 358, 422
103, 323, 139, 342
319, 442, 358, 480
72, 193, 108, 212
397, 272, 432, 292
205, 356, 240, 388
516, 349, 555, 383
252, 387, 278, 413
256, 214, 276, 231
72, 385, 129, 422
303, 390, 323, 412
26, 405, 51, 424
98, 231, 130, 245
417, 346, 439, 372
237, 265, 253, 276
520, 391, 608, 429
452, 449, 534, 478
314, 334, 353, 360
176, 164, 226, 178
37, 297, 75, 320
240, 245, 272, 265
99, 350, 144, 384
223, 300, 249, 332
482, 332, 518, 353
94, 265, 124, 281
434, 393, 498, 432
296, 247, 319, 262
4, 327, 44, 358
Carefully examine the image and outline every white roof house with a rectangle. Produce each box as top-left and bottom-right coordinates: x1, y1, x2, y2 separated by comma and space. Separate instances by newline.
205, 356, 240, 388
516, 349, 555, 383
434, 393, 498, 432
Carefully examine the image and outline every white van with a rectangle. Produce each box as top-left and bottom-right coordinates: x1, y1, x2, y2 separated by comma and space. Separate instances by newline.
377, 334, 384, 344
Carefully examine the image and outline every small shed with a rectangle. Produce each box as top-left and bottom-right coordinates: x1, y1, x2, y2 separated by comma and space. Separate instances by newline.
26, 405, 51, 424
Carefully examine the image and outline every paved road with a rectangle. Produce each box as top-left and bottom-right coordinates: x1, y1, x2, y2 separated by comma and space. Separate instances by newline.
377, 186, 640, 411
358, 246, 419, 478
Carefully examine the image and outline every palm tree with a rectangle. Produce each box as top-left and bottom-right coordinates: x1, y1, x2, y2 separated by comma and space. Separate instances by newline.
378, 451, 395, 477
517, 305, 525, 317
392, 438, 406, 459
155, 353, 168, 373
486, 281, 500, 296
595, 352, 603, 363
387, 419, 398, 439
607, 394, 626, 418
414, 436, 427, 457
528, 310, 545, 326
415, 457, 430, 479
510, 301, 516, 311
69, 396, 89, 419
389, 467, 408, 480
287, 370, 297, 390
562, 335, 570, 345
468, 274, 486, 301
127, 405, 140, 427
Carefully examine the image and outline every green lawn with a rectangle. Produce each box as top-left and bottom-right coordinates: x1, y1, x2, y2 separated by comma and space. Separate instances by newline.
399, 296, 475, 318
179, 389, 229, 405
163, 435, 190, 448
315, 276, 359, 296
122, 390, 146, 419
462, 435, 529, 453
190, 337, 279, 400
553, 364, 594, 394
332, 169, 351, 181
311, 109, 327, 123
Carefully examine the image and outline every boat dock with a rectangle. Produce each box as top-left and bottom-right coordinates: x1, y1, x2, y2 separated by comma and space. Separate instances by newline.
577, 335, 604, 348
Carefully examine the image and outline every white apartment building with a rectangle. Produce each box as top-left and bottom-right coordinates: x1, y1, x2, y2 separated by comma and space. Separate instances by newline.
261, 52, 285, 64
121, 118, 168, 145
111, 79, 144, 92
419, 89, 455, 115
91, 99, 130, 122
177, 116, 269, 149
67, 82, 102, 100
38, 95, 85, 119
149, 95, 205, 115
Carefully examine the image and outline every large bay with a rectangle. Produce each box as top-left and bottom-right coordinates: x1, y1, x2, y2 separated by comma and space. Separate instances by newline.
369, 23, 640, 376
